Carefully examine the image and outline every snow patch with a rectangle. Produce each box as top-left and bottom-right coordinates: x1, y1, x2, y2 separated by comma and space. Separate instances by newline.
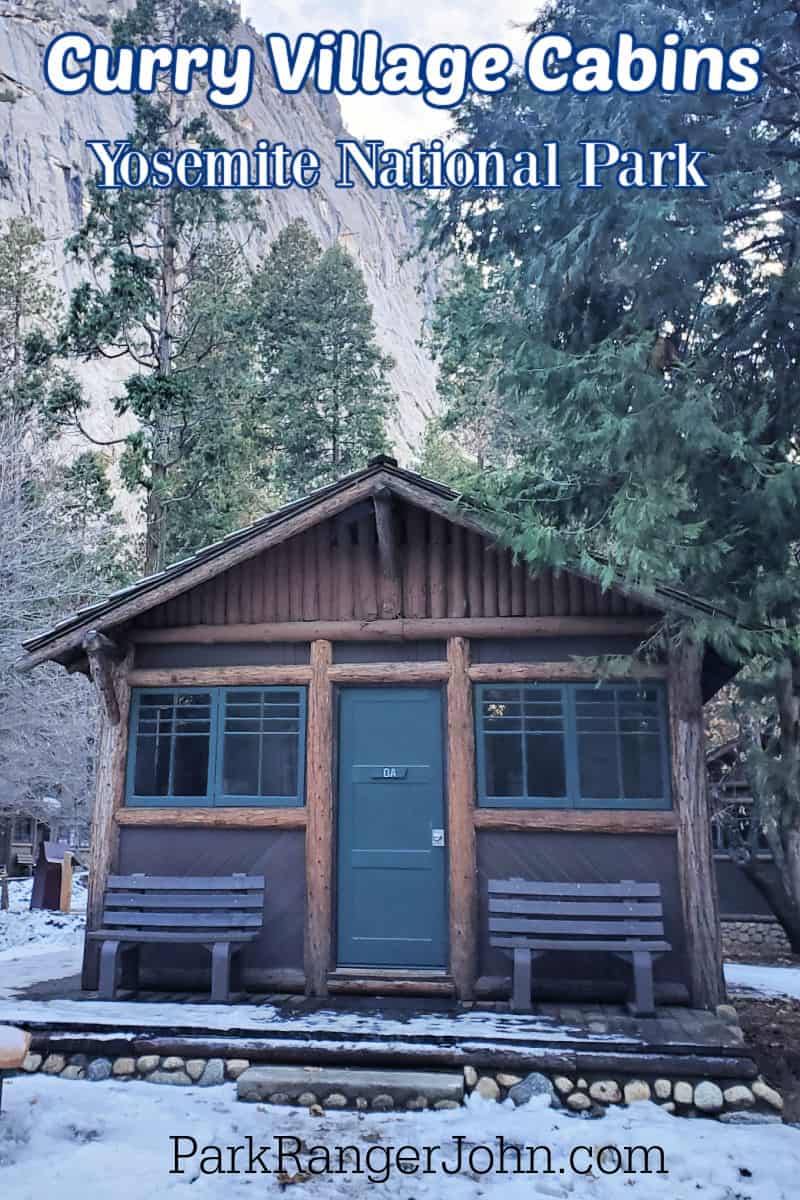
0, 875, 86, 955
0, 1074, 798, 1198
725, 962, 800, 1002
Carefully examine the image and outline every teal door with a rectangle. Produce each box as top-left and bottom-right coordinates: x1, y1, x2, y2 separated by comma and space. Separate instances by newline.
336, 687, 448, 969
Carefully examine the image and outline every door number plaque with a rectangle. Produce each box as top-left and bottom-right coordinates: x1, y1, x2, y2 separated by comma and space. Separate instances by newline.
431, 829, 445, 847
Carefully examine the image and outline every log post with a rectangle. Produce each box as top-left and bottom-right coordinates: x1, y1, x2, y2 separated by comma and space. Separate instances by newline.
305, 639, 334, 995
82, 647, 133, 989
446, 636, 478, 1001
669, 635, 724, 1010
59, 851, 73, 914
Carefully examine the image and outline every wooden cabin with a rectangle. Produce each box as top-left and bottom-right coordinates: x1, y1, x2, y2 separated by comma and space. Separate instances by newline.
18, 458, 728, 1009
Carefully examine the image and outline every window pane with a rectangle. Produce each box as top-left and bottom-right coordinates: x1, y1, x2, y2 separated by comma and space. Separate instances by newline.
578, 733, 620, 799
132, 691, 211, 799
485, 735, 523, 797
576, 685, 666, 804
221, 688, 303, 800
526, 733, 566, 797
172, 737, 210, 797
223, 734, 261, 795
133, 733, 171, 796
622, 734, 662, 798
261, 733, 299, 797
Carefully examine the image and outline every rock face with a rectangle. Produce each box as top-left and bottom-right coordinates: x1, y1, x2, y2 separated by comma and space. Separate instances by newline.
0, 1, 438, 463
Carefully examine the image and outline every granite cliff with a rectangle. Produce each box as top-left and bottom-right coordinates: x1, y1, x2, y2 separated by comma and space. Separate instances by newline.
0, 0, 438, 462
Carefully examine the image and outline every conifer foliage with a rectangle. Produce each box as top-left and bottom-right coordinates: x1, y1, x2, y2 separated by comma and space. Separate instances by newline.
251, 221, 395, 497
34, 0, 250, 576
423, 1, 800, 945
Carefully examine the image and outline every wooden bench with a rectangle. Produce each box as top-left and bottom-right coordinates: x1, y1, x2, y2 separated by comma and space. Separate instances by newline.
0, 1026, 31, 1111
488, 878, 671, 1016
88, 874, 266, 1003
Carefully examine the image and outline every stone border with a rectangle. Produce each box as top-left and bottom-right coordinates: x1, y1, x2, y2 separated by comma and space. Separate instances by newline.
463, 1066, 783, 1122
20, 1052, 249, 1087
16, 1051, 784, 1122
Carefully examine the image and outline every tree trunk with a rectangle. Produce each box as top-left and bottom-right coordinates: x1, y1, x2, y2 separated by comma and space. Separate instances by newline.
669, 635, 725, 1009
144, 73, 182, 577
144, 476, 165, 577
739, 854, 800, 952
734, 658, 800, 952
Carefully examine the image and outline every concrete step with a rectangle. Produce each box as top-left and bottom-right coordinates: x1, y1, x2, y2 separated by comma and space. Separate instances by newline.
237, 1064, 463, 1108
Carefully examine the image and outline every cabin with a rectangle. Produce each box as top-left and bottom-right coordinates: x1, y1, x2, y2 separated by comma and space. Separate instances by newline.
18, 458, 729, 1010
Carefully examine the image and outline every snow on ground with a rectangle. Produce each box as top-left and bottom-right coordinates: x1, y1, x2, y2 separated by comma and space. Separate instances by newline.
0, 875, 86, 955
0, 944, 84, 999
725, 962, 800, 1002
1, 1075, 798, 1200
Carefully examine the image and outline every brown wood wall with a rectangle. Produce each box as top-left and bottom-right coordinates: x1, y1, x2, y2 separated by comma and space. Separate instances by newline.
134, 501, 650, 629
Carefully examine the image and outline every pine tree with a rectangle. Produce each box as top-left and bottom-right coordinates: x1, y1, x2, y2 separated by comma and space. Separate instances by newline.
253, 229, 395, 498
423, 1, 800, 956
426, 265, 516, 468
0, 218, 56, 418
35, 0, 255, 574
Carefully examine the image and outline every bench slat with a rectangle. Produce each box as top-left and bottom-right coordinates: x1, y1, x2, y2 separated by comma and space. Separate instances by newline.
101, 911, 262, 929
489, 937, 671, 952
488, 899, 663, 918
487, 880, 660, 898
89, 930, 256, 943
106, 875, 264, 890
106, 893, 264, 910
489, 917, 664, 937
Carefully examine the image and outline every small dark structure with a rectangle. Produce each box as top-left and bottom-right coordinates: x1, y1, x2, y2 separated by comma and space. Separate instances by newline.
30, 841, 72, 912
18, 459, 731, 1010
92, 874, 266, 1002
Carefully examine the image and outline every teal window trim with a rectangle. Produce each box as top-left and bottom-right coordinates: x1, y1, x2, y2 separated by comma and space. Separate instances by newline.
126, 686, 307, 809
215, 687, 307, 808
475, 680, 672, 811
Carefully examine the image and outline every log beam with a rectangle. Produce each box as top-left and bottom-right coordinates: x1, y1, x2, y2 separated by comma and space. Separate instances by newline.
474, 808, 678, 834
469, 662, 667, 683
128, 666, 312, 688
328, 662, 448, 684
116, 807, 306, 829
83, 630, 125, 725
305, 639, 334, 996
669, 636, 724, 1009
446, 636, 478, 1001
127, 616, 657, 645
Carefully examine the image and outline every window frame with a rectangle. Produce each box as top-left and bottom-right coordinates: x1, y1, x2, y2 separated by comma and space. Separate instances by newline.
475, 680, 672, 811
125, 685, 307, 809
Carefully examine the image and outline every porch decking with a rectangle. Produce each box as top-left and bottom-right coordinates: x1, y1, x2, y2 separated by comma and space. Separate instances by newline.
1, 956, 758, 1082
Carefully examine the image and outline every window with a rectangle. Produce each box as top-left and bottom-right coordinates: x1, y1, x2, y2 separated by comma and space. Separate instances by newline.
126, 687, 306, 808
476, 682, 670, 810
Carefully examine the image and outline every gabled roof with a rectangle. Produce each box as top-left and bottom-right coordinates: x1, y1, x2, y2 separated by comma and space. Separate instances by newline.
18, 456, 731, 673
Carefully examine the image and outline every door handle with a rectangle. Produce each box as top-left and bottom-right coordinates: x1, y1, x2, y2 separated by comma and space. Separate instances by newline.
431, 829, 445, 847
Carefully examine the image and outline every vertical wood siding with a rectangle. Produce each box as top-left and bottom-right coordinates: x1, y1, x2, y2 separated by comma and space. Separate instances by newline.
133, 501, 652, 629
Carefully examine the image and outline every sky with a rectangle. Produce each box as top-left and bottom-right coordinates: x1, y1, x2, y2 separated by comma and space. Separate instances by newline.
245, 2, 538, 145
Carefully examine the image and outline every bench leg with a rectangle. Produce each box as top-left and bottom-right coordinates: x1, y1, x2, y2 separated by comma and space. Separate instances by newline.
630, 951, 655, 1016
210, 943, 233, 1003
98, 939, 122, 1000
511, 947, 533, 1013
120, 945, 140, 992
